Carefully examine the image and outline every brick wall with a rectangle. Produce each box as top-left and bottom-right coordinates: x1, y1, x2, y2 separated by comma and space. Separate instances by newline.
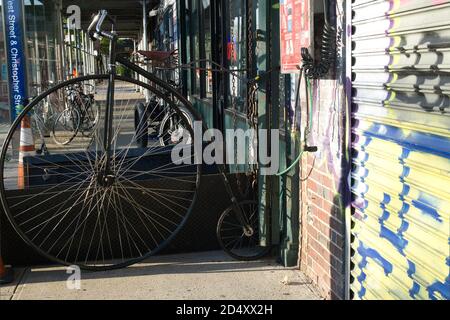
298, 79, 347, 300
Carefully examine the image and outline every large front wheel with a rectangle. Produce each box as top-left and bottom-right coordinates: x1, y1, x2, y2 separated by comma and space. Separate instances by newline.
0, 75, 201, 270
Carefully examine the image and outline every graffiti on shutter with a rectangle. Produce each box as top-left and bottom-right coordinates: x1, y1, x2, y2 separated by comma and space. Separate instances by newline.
350, 0, 450, 300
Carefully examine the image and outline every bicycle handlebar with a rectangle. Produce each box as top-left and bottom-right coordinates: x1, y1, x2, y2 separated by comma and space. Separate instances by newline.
88, 10, 116, 41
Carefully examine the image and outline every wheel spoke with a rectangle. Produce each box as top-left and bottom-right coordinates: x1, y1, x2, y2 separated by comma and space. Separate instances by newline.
1, 76, 200, 270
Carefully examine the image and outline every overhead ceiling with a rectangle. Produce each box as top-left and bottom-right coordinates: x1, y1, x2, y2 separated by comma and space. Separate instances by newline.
61, 0, 161, 39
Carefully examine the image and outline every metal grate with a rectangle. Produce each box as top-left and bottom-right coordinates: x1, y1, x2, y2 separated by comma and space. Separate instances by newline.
350, 0, 450, 300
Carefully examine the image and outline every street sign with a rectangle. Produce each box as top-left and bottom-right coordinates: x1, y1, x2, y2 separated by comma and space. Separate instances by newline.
2, 0, 28, 121
280, 0, 311, 73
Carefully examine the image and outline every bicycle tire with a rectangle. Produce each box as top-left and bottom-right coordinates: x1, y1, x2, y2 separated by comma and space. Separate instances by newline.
52, 107, 81, 145
159, 106, 194, 146
80, 97, 100, 136
0, 74, 202, 271
217, 200, 271, 261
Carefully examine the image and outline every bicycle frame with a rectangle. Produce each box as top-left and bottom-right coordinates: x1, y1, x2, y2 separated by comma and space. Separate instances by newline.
102, 36, 254, 235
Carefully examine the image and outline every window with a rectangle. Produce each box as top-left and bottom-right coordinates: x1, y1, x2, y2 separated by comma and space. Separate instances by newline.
25, 0, 62, 94
184, 0, 249, 103
189, 0, 200, 95
186, 0, 213, 99
201, 0, 212, 98
227, 1, 247, 113
0, 3, 9, 124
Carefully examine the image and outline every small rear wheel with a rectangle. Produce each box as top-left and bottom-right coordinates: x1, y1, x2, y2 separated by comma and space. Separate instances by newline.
217, 200, 271, 261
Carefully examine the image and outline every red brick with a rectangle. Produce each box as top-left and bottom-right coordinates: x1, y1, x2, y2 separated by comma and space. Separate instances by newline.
307, 223, 318, 239
330, 242, 344, 260
330, 216, 343, 233
331, 230, 344, 247
321, 175, 333, 190
311, 193, 323, 209
309, 180, 319, 194
330, 255, 343, 273
310, 236, 330, 262
313, 216, 331, 237
319, 198, 332, 214
316, 207, 331, 225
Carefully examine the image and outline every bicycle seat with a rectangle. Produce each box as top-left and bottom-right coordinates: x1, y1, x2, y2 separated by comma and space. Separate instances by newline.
136, 50, 177, 62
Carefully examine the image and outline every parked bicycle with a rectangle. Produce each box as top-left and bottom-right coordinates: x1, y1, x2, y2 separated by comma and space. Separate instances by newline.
133, 50, 194, 148
52, 83, 99, 145
0, 10, 269, 270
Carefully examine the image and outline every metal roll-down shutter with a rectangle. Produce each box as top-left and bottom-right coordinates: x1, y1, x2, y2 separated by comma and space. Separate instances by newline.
350, 0, 450, 300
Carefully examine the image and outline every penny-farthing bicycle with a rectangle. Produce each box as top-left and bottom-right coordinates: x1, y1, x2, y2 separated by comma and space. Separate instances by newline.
0, 10, 270, 270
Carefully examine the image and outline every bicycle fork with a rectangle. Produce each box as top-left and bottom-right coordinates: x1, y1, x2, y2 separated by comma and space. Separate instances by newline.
100, 34, 118, 186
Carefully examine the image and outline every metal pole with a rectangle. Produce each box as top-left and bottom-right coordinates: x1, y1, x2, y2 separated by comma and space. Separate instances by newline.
143, 0, 150, 102
75, 29, 80, 76
134, 39, 139, 91
81, 31, 85, 76
83, 32, 88, 75
87, 37, 91, 75
90, 39, 94, 75
32, 1, 41, 90
56, 0, 66, 80
67, 22, 73, 77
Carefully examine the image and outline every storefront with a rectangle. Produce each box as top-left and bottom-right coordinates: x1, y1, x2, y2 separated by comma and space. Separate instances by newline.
0, 0, 98, 125
176, 0, 301, 267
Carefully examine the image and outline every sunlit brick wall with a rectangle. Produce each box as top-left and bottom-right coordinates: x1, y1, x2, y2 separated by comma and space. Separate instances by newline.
298, 78, 347, 300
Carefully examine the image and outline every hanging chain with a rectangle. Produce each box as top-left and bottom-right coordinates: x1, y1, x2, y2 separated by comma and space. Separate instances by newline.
246, 0, 258, 192
229, 0, 244, 196
247, 0, 257, 131
230, 0, 237, 148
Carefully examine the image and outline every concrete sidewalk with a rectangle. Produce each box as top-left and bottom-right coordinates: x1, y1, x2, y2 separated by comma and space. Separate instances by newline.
0, 251, 321, 300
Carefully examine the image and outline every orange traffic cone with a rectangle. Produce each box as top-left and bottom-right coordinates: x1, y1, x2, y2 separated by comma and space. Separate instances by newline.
18, 115, 35, 190
0, 256, 13, 285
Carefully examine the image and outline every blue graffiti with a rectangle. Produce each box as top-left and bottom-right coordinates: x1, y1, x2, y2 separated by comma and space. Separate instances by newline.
409, 282, 420, 299
411, 199, 443, 223
400, 148, 411, 162
427, 281, 450, 300
380, 226, 408, 254
365, 123, 450, 158
379, 210, 390, 222
353, 126, 449, 299
356, 242, 394, 298
400, 184, 410, 201
358, 243, 393, 275
407, 261, 416, 278
400, 166, 410, 182
382, 193, 391, 205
